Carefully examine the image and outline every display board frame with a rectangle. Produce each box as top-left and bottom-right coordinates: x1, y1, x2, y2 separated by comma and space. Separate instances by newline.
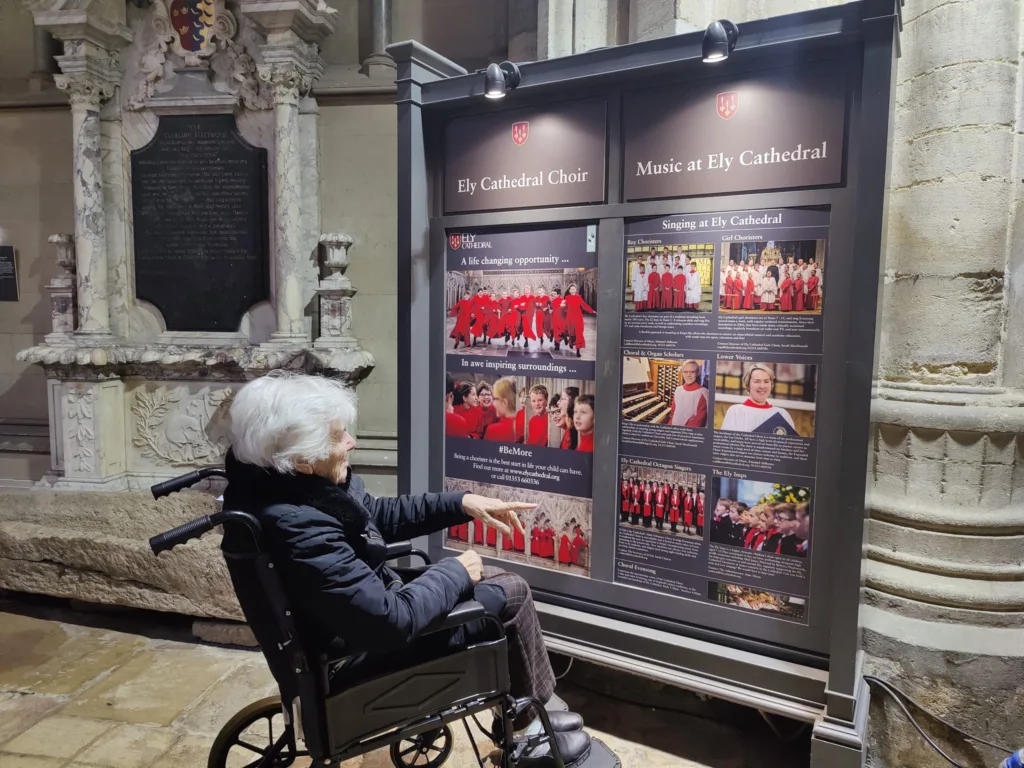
391, 4, 899, 765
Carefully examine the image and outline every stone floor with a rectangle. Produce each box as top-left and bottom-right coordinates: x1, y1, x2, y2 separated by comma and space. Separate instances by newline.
0, 596, 811, 768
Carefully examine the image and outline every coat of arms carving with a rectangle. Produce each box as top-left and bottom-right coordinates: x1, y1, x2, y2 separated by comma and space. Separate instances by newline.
153, 0, 236, 68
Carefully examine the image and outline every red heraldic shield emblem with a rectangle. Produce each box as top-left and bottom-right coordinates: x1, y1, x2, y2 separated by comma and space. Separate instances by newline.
512, 121, 529, 146
717, 92, 738, 120
449, 233, 462, 250
169, 0, 214, 53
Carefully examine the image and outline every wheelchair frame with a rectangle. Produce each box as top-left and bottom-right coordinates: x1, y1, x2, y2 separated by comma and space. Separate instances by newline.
148, 468, 568, 768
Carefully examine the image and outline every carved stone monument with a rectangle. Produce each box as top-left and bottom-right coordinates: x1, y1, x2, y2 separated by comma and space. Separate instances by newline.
16, 0, 374, 495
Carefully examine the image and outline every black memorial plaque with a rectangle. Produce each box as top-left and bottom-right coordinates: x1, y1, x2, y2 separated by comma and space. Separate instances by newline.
444, 98, 607, 214
131, 115, 268, 332
0, 246, 19, 302
623, 65, 847, 200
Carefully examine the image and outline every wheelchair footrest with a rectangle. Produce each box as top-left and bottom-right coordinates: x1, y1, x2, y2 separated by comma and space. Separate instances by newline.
577, 738, 621, 768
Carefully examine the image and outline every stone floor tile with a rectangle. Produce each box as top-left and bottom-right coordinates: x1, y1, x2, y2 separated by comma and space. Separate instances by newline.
0, 714, 114, 759
148, 734, 214, 768
0, 756, 69, 768
0, 692, 65, 746
174, 659, 278, 736
62, 647, 241, 725
73, 722, 180, 768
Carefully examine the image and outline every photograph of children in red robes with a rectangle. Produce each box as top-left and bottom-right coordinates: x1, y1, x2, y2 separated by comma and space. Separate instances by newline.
444, 269, 598, 360
718, 239, 825, 315
444, 372, 595, 451
618, 459, 705, 541
713, 362, 817, 438
444, 478, 592, 577
621, 356, 710, 429
710, 477, 811, 558
625, 245, 714, 313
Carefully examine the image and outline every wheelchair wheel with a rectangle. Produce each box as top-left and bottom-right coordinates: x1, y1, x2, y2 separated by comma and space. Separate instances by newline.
389, 725, 453, 768
208, 696, 303, 768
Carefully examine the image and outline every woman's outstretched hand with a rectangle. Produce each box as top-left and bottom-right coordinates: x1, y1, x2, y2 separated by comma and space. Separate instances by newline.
462, 494, 533, 538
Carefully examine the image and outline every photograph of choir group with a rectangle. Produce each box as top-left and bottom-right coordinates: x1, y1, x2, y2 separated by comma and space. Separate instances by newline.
444, 478, 592, 576
710, 478, 811, 558
445, 268, 598, 360
718, 239, 825, 314
621, 356, 710, 429
625, 245, 714, 313
445, 372, 596, 452
713, 362, 817, 438
618, 460, 706, 540
708, 582, 806, 620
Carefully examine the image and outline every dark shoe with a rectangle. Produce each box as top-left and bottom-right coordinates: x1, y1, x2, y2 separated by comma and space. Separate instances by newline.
492, 709, 583, 740
518, 730, 592, 768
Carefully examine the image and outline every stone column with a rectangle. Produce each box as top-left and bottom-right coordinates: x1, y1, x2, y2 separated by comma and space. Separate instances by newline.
56, 71, 114, 336
245, 0, 336, 347
32, 7, 131, 339
261, 61, 314, 343
362, 0, 395, 77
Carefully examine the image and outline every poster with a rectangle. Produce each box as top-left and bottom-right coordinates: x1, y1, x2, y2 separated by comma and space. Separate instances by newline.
614, 208, 825, 624
444, 225, 598, 577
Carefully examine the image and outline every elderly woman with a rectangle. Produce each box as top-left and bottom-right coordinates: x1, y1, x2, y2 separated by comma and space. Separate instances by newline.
222, 372, 589, 766
719, 364, 798, 435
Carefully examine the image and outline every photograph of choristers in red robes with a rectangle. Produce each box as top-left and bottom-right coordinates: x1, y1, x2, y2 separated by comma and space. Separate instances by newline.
618, 459, 705, 541
625, 245, 714, 313
708, 582, 806, 620
444, 478, 593, 577
444, 372, 596, 451
444, 269, 598, 360
621, 356, 710, 429
713, 362, 817, 438
718, 239, 825, 315
710, 477, 811, 558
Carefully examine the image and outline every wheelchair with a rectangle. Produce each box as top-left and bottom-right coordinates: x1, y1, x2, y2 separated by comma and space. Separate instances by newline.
148, 468, 621, 768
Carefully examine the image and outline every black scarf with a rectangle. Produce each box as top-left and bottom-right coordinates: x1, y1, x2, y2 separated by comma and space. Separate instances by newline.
222, 450, 371, 542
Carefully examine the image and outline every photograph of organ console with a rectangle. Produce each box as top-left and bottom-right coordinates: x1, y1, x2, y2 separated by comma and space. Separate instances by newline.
621, 356, 710, 428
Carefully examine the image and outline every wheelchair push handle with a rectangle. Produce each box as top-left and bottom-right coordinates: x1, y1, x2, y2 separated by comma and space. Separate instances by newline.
150, 467, 226, 499
149, 515, 215, 555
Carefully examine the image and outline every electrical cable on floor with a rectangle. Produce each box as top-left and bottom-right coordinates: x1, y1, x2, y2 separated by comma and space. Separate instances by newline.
554, 657, 574, 680
864, 676, 1013, 768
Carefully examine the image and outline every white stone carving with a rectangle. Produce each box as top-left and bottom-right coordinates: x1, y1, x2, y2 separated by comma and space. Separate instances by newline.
46, 234, 76, 342
65, 388, 96, 473
131, 386, 233, 466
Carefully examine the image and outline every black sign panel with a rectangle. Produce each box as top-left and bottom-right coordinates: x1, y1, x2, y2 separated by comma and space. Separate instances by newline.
131, 115, 268, 332
623, 66, 847, 200
444, 98, 607, 214
0, 246, 18, 302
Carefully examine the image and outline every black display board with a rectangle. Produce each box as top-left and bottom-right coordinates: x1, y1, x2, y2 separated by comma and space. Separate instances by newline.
392, 5, 899, 764
0, 246, 18, 302
131, 115, 269, 332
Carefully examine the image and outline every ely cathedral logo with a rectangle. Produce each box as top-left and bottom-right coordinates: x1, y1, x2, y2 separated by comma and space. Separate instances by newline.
717, 91, 738, 120
512, 121, 530, 146
449, 233, 462, 249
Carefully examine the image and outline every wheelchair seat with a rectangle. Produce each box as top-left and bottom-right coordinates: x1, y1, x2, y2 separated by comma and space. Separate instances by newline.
148, 469, 621, 768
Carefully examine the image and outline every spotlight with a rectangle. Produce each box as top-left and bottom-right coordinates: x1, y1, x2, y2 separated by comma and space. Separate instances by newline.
702, 20, 739, 63
484, 61, 522, 99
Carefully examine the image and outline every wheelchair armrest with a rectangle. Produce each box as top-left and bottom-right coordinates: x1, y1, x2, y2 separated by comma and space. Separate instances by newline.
423, 600, 487, 635
383, 541, 432, 565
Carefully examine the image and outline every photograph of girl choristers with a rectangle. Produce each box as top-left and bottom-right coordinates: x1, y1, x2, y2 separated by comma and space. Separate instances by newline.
719, 239, 825, 315
444, 373, 596, 451
625, 245, 715, 313
444, 269, 598, 360
710, 477, 811, 558
714, 362, 817, 438
618, 459, 705, 540
444, 478, 593, 576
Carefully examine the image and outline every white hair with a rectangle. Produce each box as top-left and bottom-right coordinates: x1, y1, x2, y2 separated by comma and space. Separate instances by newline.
229, 371, 357, 473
